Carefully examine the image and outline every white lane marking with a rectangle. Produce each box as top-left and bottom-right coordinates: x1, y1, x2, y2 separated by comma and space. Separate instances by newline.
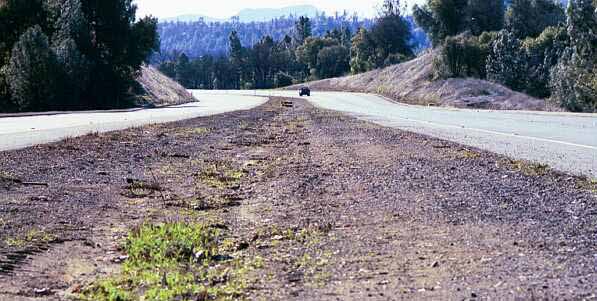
307, 99, 597, 151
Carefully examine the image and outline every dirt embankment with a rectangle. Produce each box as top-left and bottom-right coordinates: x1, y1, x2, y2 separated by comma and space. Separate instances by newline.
0, 99, 596, 300
290, 51, 546, 111
136, 65, 195, 107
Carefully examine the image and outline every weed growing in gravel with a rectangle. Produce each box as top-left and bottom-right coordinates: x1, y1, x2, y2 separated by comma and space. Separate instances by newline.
4, 228, 55, 247
576, 177, 597, 194
81, 222, 260, 301
507, 160, 550, 176
199, 163, 245, 189
458, 149, 480, 159
123, 180, 164, 198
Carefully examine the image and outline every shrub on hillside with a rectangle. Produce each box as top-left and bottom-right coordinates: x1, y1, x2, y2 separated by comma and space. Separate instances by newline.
486, 30, 528, 92
274, 72, 294, 88
433, 33, 485, 79
522, 26, 568, 98
549, 0, 597, 112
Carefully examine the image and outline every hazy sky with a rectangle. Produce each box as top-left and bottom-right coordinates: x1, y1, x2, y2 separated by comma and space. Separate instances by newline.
134, 0, 426, 19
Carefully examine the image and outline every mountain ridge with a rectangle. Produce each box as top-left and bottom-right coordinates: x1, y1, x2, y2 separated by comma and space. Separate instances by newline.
160, 5, 319, 24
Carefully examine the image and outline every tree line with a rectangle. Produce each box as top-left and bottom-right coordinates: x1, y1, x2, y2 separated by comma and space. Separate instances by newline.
158, 0, 420, 90
0, 0, 159, 113
415, 0, 596, 112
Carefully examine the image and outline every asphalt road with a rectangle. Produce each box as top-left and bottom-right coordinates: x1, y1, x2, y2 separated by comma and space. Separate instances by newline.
1, 89, 596, 177
205, 90, 597, 178
0, 91, 267, 151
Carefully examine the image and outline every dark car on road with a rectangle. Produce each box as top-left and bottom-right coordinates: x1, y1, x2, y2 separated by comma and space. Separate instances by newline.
299, 87, 311, 97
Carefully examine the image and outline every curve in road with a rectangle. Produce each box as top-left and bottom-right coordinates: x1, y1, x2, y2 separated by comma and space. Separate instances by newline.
0, 91, 267, 151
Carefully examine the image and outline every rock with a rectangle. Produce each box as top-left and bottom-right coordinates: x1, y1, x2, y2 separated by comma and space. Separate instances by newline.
34, 288, 51, 296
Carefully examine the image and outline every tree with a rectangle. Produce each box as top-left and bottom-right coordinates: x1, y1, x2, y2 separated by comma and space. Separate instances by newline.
175, 53, 193, 88
4, 26, 57, 111
79, 0, 159, 108
350, 28, 376, 73
433, 33, 485, 79
53, 38, 88, 108
369, 0, 413, 66
486, 30, 527, 91
296, 37, 338, 77
467, 0, 505, 35
316, 45, 350, 78
522, 26, 568, 97
295, 16, 312, 45
414, 0, 504, 46
413, 0, 468, 46
550, 0, 597, 112
228, 31, 244, 89
505, 0, 566, 39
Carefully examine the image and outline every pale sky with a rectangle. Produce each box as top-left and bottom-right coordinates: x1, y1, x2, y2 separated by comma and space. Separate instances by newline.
134, 0, 425, 20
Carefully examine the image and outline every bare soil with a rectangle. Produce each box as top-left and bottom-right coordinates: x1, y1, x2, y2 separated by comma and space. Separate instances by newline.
0, 98, 596, 300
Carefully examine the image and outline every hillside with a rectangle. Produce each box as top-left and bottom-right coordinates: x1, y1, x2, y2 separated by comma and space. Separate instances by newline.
136, 65, 196, 107
294, 51, 546, 111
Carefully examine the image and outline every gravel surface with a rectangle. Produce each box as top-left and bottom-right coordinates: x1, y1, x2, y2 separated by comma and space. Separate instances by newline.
0, 98, 596, 300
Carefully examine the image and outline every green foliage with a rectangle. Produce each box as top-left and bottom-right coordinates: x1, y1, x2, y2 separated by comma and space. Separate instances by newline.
414, 0, 504, 46
350, 28, 376, 74
295, 16, 313, 45
549, 0, 597, 112
4, 26, 58, 111
505, 0, 566, 39
82, 223, 262, 301
316, 45, 350, 78
522, 26, 568, 97
433, 33, 487, 79
296, 37, 338, 78
274, 72, 294, 88
0, 0, 159, 112
486, 30, 528, 91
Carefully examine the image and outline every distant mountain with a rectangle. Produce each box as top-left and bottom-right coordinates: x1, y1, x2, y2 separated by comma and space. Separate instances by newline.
160, 5, 320, 24
236, 5, 319, 22
160, 14, 226, 23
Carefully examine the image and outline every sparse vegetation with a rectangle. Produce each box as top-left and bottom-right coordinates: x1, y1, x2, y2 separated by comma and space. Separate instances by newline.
81, 222, 260, 301
506, 159, 551, 177
199, 163, 245, 189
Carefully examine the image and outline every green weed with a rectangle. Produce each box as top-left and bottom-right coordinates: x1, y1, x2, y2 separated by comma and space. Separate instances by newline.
81, 222, 257, 301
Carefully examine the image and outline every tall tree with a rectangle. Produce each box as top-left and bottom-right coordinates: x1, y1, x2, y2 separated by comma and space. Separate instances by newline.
505, 0, 566, 39
414, 0, 504, 46
294, 16, 312, 45
4, 26, 57, 111
550, 0, 597, 112
486, 30, 527, 91
228, 30, 244, 89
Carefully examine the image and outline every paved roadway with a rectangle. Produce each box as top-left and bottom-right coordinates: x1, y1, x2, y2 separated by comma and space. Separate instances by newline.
0, 91, 267, 151
203, 90, 597, 178
1, 90, 596, 177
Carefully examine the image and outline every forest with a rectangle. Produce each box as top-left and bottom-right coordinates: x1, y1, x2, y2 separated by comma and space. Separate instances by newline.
0, 0, 159, 113
158, 1, 420, 90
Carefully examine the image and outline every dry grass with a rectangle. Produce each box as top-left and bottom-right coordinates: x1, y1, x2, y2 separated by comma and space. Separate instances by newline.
137, 65, 196, 107
289, 50, 546, 111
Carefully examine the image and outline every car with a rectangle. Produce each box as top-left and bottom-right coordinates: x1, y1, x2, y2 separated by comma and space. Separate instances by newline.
299, 87, 311, 97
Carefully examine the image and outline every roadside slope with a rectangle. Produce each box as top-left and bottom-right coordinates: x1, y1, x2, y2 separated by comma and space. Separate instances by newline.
137, 65, 196, 107
292, 51, 546, 110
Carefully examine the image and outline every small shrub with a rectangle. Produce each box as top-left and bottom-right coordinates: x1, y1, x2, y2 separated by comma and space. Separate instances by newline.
433, 33, 486, 79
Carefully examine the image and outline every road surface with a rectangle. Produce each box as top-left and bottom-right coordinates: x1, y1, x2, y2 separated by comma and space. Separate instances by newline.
2, 90, 596, 177
201, 90, 597, 178
0, 91, 267, 151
